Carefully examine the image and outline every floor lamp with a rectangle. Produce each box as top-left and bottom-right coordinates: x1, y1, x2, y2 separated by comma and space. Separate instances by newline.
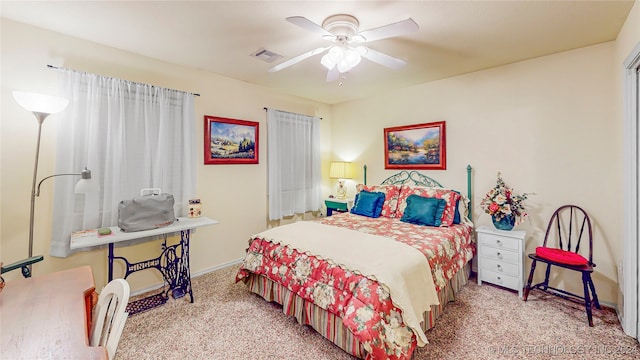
6, 91, 98, 278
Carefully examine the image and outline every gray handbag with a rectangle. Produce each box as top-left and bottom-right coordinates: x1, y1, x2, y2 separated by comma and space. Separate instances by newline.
118, 188, 176, 232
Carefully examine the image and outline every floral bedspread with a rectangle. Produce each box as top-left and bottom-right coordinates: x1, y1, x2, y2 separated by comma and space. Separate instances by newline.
236, 213, 475, 360
317, 213, 475, 291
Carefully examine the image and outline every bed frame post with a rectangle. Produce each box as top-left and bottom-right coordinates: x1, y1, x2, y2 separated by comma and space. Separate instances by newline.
363, 164, 367, 185
467, 164, 473, 222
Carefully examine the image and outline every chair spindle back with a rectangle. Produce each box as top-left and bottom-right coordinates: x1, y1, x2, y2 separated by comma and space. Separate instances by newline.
542, 205, 593, 264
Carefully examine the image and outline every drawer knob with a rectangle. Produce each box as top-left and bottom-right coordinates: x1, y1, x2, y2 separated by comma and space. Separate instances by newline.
497, 264, 503, 272
496, 252, 503, 259
497, 276, 503, 283
496, 240, 502, 246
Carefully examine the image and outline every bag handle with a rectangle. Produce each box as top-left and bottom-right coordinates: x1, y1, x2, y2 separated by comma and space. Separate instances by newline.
140, 188, 162, 196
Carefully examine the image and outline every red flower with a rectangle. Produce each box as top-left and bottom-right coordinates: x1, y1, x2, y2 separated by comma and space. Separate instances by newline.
489, 202, 499, 213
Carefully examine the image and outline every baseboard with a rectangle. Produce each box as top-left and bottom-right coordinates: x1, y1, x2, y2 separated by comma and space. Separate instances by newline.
129, 258, 244, 297
600, 299, 618, 311
191, 258, 243, 278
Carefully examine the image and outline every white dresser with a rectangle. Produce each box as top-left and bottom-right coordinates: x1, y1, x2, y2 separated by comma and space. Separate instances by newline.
476, 225, 526, 298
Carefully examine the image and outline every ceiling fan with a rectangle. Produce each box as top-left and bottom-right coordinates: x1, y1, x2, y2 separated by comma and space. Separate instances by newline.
268, 14, 419, 82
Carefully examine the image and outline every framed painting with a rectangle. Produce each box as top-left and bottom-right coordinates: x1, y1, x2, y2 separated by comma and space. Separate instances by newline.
384, 121, 446, 170
204, 116, 259, 165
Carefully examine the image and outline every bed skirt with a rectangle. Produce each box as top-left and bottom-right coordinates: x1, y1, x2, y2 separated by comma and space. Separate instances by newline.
243, 262, 472, 359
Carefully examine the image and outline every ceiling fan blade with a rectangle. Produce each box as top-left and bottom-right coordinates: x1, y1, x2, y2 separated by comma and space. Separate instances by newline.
268, 46, 331, 72
326, 67, 340, 82
286, 16, 334, 37
361, 47, 407, 70
357, 18, 419, 43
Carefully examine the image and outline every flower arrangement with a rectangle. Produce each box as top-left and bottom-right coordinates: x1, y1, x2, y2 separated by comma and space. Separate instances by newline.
480, 173, 533, 226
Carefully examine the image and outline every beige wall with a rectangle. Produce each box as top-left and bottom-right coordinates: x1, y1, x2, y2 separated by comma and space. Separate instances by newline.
0, 19, 332, 291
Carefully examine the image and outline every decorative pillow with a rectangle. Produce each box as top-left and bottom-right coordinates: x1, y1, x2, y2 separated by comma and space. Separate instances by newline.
456, 193, 473, 224
453, 191, 461, 224
395, 186, 461, 226
356, 184, 401, 218
350, 190, 386, 218
400, 195, 447, 226
350, 193, 367, 216
535, 247, 589, 266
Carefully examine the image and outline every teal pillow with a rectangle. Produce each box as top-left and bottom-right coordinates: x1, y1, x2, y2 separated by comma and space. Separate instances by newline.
400, 195, 447, 226
351, 191, 385, 218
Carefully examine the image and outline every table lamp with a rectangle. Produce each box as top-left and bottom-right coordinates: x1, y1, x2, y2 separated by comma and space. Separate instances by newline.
329, 161, 353, 199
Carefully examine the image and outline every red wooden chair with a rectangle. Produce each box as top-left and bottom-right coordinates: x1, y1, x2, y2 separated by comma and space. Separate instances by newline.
523, 205, 601, 326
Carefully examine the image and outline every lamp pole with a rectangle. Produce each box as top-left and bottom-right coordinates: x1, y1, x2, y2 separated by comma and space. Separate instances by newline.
28, 112, 49, 260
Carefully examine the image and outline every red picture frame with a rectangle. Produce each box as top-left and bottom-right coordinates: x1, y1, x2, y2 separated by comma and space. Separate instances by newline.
384, 121, 446, 170
204, 116, 259, 165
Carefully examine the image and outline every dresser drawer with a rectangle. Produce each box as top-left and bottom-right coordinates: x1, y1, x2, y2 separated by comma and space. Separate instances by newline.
479, 269, 521, 291
478, 234, 520, 251
478, 245, 520, 264
479, 257, 519, 277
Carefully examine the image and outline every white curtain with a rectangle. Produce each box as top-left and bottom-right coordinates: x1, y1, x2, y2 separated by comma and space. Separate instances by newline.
50, 69, 196, 257
267, 109, 321, 220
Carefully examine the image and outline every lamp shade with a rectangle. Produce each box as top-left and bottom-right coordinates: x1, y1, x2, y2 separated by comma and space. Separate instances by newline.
329, 161, 353, 179
74, 168, 100, 194
74, 178, 100, 194
12, 91, 69, 114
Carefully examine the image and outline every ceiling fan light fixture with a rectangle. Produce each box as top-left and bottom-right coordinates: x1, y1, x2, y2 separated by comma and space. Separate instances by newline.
320, 55, 335, 70
339, 50, 361, 72
322, 46, 363, 73
321, 46, 342, 70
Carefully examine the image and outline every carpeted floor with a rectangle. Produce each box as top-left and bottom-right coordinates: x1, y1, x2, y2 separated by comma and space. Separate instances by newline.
117, 265, 640, 360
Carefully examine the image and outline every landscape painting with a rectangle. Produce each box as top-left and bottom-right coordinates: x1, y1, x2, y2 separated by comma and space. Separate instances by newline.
384, 121, 446, 170
204, 116, 259, 164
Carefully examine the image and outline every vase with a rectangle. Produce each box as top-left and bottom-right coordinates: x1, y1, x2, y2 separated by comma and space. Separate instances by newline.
492, 214, 515, 231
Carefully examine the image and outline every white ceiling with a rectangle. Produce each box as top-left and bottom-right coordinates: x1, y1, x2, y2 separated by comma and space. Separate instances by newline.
1, 0, 635, 104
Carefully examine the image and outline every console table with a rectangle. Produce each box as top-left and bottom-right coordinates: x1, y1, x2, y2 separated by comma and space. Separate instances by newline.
0, 266, 107, 359
70, 217, 218, 314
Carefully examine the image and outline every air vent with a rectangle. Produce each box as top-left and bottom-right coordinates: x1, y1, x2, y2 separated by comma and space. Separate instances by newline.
251, 48, 283, 63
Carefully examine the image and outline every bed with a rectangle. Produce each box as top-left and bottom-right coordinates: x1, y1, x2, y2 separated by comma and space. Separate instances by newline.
235, 167, 476, 360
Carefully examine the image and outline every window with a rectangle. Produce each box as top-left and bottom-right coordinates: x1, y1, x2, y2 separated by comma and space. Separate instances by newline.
50, 69, 196, 257
266, 109, 321, 220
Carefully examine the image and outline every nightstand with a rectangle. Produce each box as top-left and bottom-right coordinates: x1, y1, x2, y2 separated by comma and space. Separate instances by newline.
476, 225, 526, 298
324, 198, 353, 216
